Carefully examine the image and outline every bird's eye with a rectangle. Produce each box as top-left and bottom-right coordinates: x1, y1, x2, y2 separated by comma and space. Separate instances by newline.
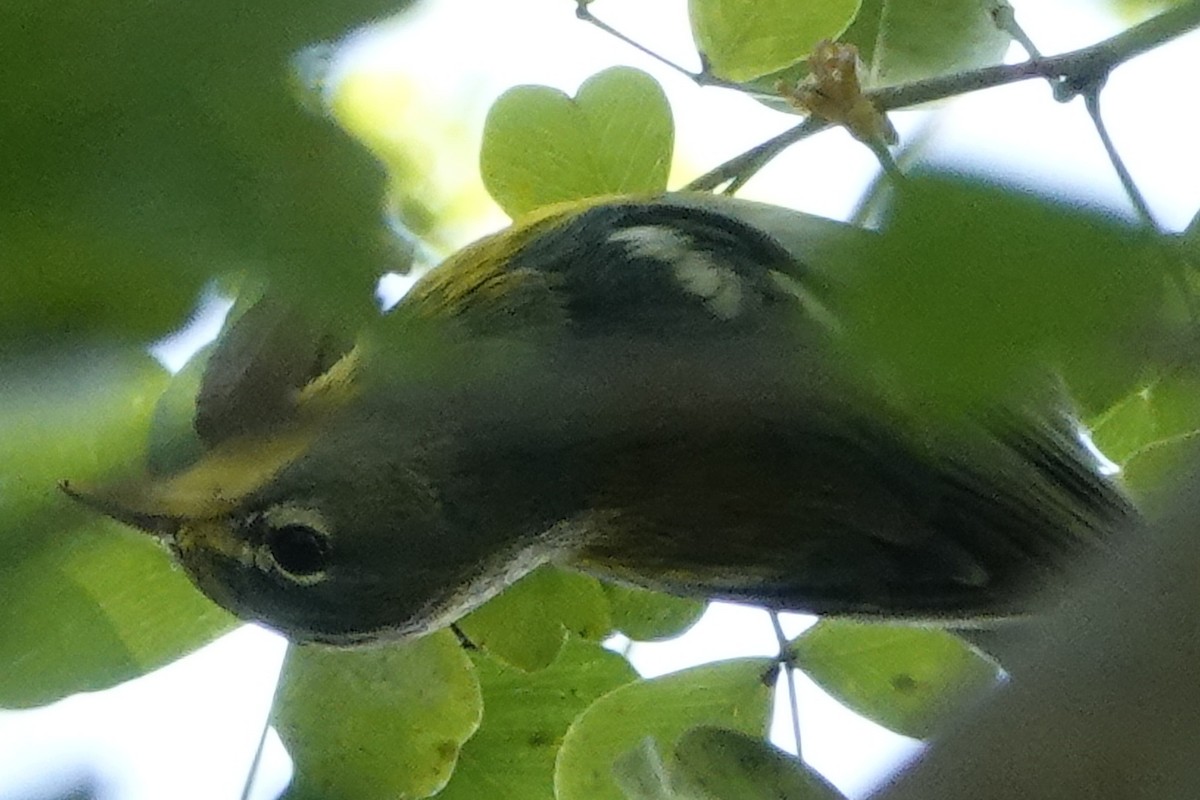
249, 504, 333, 583
266, 524, 330, 579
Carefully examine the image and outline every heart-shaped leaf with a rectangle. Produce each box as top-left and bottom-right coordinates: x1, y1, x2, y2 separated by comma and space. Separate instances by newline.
481, 67, 673, 218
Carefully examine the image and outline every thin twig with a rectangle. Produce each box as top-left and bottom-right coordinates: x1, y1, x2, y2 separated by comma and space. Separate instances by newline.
869, 141, 905, 185
848, 121, 937, 226
1082, 90, 1158, 229
984, 0, 1043, 58
873, 0, 1200, 111
687, 116, 829, 192
239, 709, 274, 800
982, 3, 1158, 230
574, 1, 744, 91
770, 611, 804, 762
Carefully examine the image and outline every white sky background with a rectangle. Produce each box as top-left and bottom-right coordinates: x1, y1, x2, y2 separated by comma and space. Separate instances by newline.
3, 0, 1199, 798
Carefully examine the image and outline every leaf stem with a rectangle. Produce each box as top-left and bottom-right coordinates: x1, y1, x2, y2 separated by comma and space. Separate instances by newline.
984, 0, 1043, 58
573, 1, 744, 91
770, 611, 804, 762
1082, 90, 1158, 229
239, 708, 273, 800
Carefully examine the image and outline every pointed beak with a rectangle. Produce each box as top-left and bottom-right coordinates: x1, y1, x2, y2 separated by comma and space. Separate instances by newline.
60, 426, 318, 539
59, 479, 182, 540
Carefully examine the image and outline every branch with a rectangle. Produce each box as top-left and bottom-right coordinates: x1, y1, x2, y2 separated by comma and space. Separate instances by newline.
873, 0, 1200, 110
688, 1, 1200, 192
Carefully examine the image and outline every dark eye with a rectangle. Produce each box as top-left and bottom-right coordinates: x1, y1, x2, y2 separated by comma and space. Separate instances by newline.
265, 524, 330, 578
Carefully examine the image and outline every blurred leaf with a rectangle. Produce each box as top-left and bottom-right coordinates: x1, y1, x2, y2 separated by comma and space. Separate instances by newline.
844, 175, 1162, 414
688, 0, 859, 82
865, 0, 1011, 86
788, 620, 998, 739
0, 349, 235, 707
0, 0, 405, 344
670, 726, 845, 800
459, 566, 613, 671
0, 523, 233, 708
603, 584, 706, 642
555, 658, 776, 800
1, 350, 168, 557
439, 638, 637, 800
1091, 373, 1200, 501
481, 67, 673, 218
329, 55, 474, 245
1186, 208, 1200, 252
1091, 375, 1200, 465
146, 344, 214, 476
1109, 0, 1191, 20
274, 630, 482, 800
841, 0, 886, 74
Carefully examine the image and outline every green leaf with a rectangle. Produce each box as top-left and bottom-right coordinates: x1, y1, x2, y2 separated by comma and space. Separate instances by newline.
146, 344, 214, 476
866, 0, 1012, 86
613, 728, 846, 800
481, 67, 674, 218
612, 738, 678, 800
1090, 373, 1200, 502
0, 349, 168, 552
0, 523, 234, 708
843, 175, 1162, 414
603, 584, 706, 642
670, 726, 845, 800
788, 620, 998, 739
458, 566, 613, 671
0, 0, 404, 344
1186, 208, 1200, 246
439, 638, 637, 800
555, 658, 777, 800
841, 0, 886, 74
688, 0, 860, 81
273, 630, 483, 800
0, 350, 235, 707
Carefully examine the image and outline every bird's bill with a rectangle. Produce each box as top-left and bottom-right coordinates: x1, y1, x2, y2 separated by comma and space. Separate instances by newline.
60, 427, 317, 535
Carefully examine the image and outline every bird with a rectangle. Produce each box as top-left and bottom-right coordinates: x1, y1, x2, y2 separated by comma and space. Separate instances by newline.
63, 192, 1140, 646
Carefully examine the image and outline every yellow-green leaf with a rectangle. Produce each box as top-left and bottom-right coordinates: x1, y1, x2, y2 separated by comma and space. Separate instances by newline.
867, 0, 1011, 86
459, 566, 612, 671
481, 67, 673, 218
1090, 374, 1200, 502
0, 523, 233, 708
603, 584, 706, 642
274, 631, 482, 800
440, 638, 637, 800
555, 658, 777, 800
670, 726, 845, 800
788, 620, 998, 739
688, 0, 860, 81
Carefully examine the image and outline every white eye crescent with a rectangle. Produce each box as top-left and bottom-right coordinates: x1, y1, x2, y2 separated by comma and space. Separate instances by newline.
251, 504, 332, 584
